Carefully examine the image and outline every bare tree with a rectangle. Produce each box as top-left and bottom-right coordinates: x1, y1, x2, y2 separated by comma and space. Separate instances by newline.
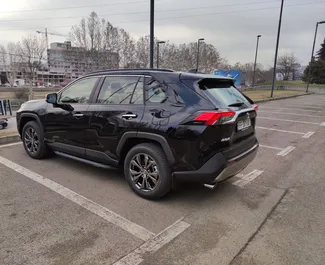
0, 42, 20, 86
135, 35, 150, 68
277, 53, 300, 80
69, 12, 228, 72
199, 43, 223, 73
232, 62, 264, 85
118, 29, 136, 68
16, 34, 47, 98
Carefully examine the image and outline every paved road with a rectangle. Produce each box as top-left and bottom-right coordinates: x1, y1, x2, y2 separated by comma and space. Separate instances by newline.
1, 94, 325, 265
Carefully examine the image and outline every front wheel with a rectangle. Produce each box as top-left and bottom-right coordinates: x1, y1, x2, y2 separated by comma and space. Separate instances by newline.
22, 121, 52, 159
124, 143, 172, 200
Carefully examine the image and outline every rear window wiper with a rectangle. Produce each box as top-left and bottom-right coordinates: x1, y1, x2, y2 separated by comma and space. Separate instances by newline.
228, 102, 244, 107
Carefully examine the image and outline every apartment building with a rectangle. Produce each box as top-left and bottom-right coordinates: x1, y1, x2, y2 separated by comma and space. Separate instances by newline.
48, 41, 119, 81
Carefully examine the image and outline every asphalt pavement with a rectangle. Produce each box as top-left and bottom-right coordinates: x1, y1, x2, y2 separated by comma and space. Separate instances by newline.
1, 94, 325, 265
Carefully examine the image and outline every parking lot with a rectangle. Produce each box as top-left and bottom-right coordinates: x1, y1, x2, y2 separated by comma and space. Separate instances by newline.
1, 94, 325, 265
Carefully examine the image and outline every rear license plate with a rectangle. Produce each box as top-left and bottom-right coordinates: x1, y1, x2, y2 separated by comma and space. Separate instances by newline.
237, 118, 251, 131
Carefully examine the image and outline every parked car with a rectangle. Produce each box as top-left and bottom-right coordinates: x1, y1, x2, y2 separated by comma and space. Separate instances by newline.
0, 118, 8, 129
16, 69, 258, 199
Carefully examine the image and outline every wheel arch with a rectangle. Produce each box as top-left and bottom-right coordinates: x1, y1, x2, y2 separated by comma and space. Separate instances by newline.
19, 113, 42, 135
116, 132, 175, 165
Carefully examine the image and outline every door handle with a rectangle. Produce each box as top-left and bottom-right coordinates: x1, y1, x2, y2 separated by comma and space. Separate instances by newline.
122, 114, 137, 119
73, 113, 84, 117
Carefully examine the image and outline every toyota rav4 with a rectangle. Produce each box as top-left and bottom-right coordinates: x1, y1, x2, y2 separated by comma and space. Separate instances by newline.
16, 69, 258, 199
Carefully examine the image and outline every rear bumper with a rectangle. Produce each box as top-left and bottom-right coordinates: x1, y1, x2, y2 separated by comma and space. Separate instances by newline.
173, 143, 258, 184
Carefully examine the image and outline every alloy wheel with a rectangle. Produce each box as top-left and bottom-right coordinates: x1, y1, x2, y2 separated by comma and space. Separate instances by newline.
24, 127, 39, 154
129, 153, 159, 191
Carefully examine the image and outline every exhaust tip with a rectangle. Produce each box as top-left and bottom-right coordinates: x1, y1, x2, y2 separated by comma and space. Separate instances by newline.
204, 183, 217, 190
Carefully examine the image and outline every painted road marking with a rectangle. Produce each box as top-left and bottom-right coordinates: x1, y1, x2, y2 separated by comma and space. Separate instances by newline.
0, 156, 155, 241
0, 142, 22, 148
259, 144, 283, 151
260, 145, 296, 156
258, 116, 325, 126
256, 126, 315, 138
265, 102, 324, 107
282, 103, 324, 108
113, 218, 190, 265
260, 106, 323, 112
302, 131, 315, 138
266, 104, 323, 110
277, 146, 296, 157
258, 110, 325, 118
233, 170, 264, 188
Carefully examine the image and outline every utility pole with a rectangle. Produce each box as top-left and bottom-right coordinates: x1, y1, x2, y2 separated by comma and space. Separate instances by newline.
252, 35, 261, 87
271, 0, 284, 98
196, 38, 204, 72
149, 0, 155, 68
306, 21, 325, 92
157, 41, 165, 68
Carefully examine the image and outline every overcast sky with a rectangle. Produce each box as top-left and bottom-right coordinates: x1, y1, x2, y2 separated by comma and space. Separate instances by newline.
1, 0, 325, 68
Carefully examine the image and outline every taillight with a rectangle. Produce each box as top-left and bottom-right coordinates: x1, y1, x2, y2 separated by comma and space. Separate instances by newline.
194, 111, 235, 125
253, 104, 259, 111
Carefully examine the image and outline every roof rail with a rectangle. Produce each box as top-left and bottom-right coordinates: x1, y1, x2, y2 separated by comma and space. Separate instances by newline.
87, 68, 174, 74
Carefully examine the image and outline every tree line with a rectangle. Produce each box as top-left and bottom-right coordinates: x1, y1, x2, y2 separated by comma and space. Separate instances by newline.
302, 38, 325, 84
68, 12, 227, 73
1, 11, 323, 86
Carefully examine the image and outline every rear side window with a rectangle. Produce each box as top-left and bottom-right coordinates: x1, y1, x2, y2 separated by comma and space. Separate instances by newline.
97, 76, 140, 104
198, 79, 251, 108
145, 77, 168, 104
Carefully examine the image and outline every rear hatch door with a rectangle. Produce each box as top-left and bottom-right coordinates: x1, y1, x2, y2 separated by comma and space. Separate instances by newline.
180, 75, 258, 160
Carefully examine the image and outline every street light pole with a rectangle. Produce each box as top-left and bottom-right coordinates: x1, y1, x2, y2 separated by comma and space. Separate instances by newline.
149, 0, 155, 69
157, 41, 165, 68
306, 21, 325, 92
196, 38, 204, 72
271, 0, 284, 98
252, 35, 261, 87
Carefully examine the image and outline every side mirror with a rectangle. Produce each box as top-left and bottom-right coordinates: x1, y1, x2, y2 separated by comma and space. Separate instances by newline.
46, 93, 57, 104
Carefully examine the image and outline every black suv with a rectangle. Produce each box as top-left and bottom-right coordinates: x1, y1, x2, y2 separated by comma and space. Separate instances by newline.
17, 69, 258, 199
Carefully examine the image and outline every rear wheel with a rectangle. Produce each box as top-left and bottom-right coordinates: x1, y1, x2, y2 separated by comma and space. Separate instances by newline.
124, 143, 172, 200
22, 121, 52, 159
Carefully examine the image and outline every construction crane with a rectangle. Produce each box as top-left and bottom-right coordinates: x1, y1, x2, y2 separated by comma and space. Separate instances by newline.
36, 28, 69, 49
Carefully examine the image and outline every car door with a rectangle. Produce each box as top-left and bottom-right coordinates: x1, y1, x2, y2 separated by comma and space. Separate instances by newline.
44, 76, 100, 158
84, 75, 145, 165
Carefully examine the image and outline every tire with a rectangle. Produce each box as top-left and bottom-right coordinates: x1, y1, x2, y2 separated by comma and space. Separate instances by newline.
22, 121, 52, 159
124, 143, 172, 200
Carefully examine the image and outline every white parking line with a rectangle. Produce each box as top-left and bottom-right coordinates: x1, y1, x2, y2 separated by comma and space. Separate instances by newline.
302, 131, 315, 138
259, 144, 283, 151
256, 126, 315, 138
283, 103, 325, 107
258, 110, 325, 118
277, 146, 296, 157
259, 145, 296, 156
258, 116, 325, 126
268, 104, 323, 110
0, 156, 155, 241
233, 170, 264, 188
113, 218, 190, 265
260, 106, 323, 112
0, 142, 22, 148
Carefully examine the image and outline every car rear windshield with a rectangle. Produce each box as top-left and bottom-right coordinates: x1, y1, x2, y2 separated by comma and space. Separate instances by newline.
198, 78, 252, 109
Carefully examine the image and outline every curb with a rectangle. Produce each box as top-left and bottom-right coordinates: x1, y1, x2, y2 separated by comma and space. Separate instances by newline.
0, 134, 21, 145
255, 92, 314, 103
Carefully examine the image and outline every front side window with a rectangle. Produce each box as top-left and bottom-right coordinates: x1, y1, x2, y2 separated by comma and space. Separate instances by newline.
97, 76, 140, 104
59, 77, 99, 103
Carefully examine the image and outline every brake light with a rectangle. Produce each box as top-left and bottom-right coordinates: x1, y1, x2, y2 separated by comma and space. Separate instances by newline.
194, 111, 235, 125
253, 104, 259, 111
